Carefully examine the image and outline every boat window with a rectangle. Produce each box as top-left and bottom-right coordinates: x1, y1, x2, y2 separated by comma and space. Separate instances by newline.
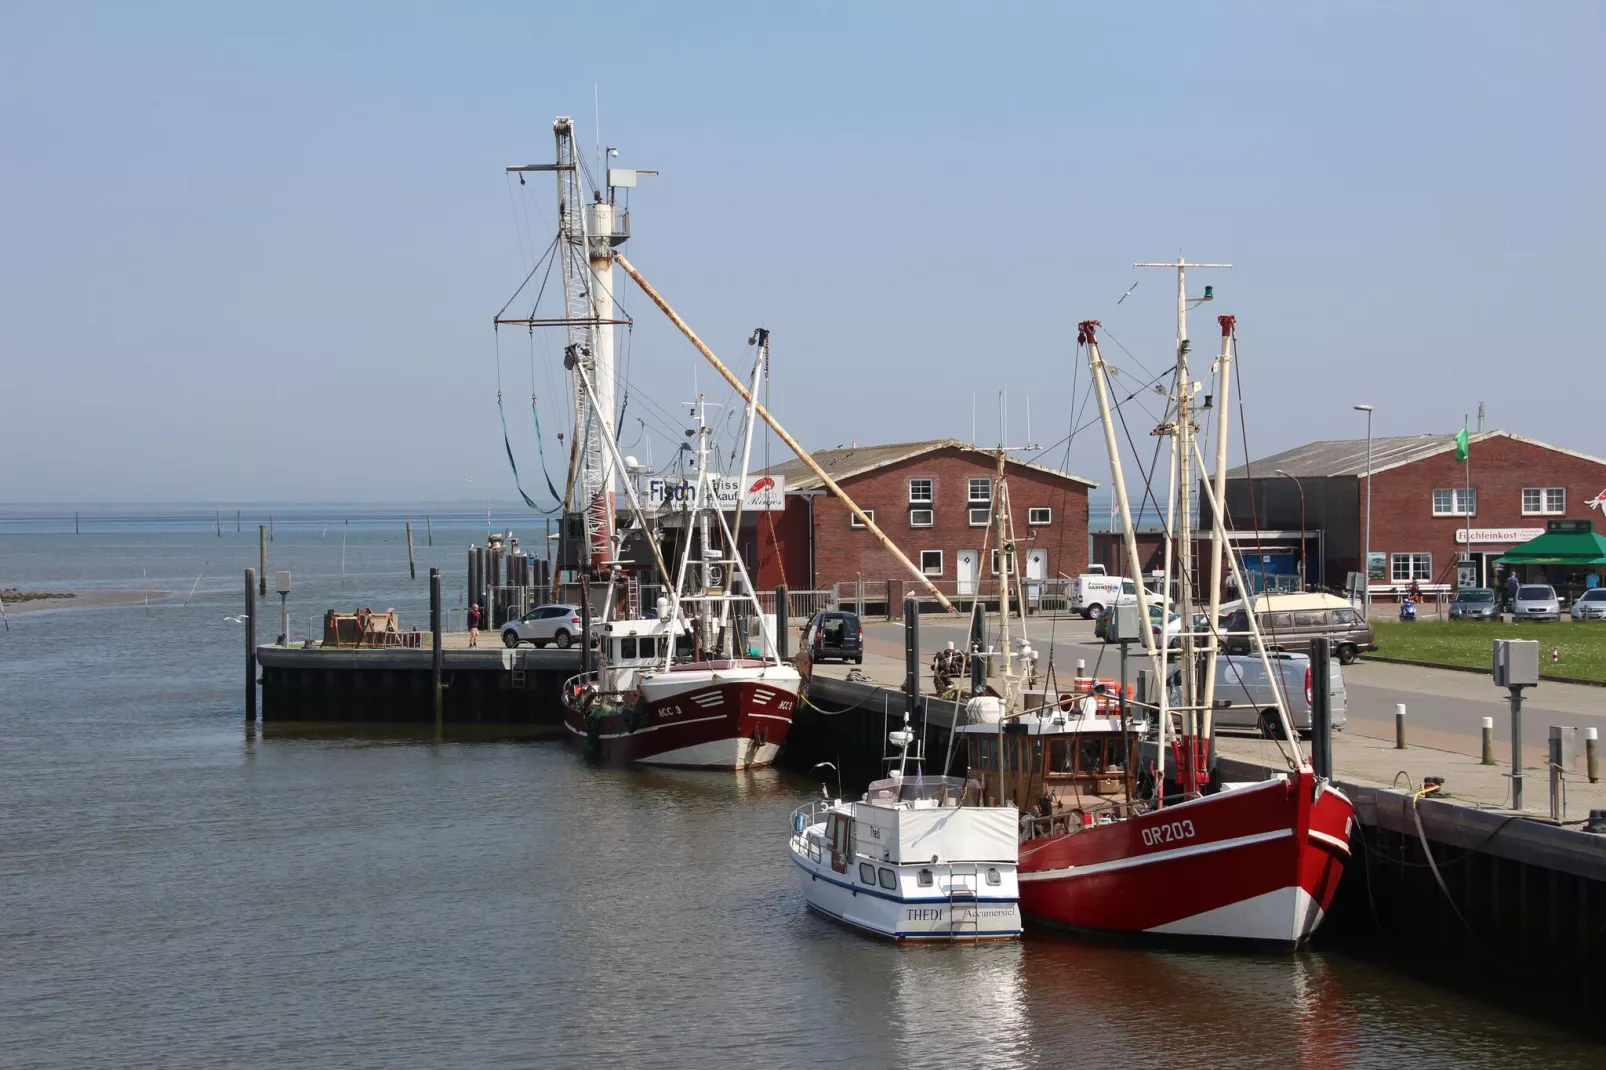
1031, 739, 1043, 774
1079, 740, 1104, 774
859, 862, 876, 885
917, 869, 933, 887
985, 868, 1002, 886
620, 636, 637, 659
878, 867, 897, 890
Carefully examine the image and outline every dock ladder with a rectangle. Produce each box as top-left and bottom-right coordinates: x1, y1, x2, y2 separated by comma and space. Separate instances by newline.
946, 865, 980, 939
510, 649, 528, 690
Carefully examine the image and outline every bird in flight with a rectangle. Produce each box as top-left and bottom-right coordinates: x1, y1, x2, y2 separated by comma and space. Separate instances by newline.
1117, 280, 1139, 305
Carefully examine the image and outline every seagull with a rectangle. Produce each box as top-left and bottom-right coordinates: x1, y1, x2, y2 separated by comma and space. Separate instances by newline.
223, 614, 250, 624
1117, 280, 1139, 305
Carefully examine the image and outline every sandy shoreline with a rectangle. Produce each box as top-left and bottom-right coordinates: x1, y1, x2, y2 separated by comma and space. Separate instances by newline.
2, 589, 173, 614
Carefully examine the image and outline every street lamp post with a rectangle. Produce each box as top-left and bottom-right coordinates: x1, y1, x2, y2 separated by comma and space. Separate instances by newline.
1274, 469, 1306, 591
1354, 404, 1375, 620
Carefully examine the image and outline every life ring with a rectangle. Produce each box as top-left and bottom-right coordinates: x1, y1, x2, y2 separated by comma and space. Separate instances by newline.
793, 811, 807, 835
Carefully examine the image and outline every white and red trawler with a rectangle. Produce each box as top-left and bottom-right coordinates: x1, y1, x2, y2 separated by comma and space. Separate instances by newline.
560, 370, 800, 771
955, 690, 1353, 947
945, 261, 1354, 947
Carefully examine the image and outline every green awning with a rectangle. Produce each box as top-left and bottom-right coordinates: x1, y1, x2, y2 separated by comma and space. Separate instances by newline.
1496, 529, 1606, 566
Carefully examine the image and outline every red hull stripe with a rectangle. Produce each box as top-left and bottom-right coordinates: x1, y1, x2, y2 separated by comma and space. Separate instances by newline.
1018, 828, 1291, 881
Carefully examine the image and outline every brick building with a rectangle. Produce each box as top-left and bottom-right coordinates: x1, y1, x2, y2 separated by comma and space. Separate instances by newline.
750, 440, 1095, 594
1216, 431, 1606, 593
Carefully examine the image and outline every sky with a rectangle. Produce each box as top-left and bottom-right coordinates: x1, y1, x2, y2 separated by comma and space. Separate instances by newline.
1, 1, 1601, 504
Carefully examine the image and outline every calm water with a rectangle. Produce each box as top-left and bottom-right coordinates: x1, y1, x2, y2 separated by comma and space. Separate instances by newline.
2, 516, 1601, 1068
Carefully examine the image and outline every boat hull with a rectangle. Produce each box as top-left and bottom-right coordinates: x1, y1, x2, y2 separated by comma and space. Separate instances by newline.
565, 666, 799, 770
1017, 771, 1353, 949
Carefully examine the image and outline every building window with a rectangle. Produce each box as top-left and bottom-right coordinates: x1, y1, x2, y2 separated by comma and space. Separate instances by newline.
990, 549, 1014, 576
1028, 507, 1052, 526
909, 508, 934, 528
1431, 488, 1476, 516
850, 509, 874, 529
968, 508, 990, 527
968, 478, 992, 504
920, 550, 943, 576
1522, 487, 1565, 516
1391, 553, 1432, 582
908, 478, 933, 504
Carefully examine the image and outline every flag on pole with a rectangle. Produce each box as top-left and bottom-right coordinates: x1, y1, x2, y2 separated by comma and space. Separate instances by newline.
1454, 425, 1470, 462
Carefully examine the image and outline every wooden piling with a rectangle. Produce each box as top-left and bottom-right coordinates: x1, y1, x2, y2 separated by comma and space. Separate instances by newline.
236, 509, 241, 533
216, 510, 221, 537
430, 567, 443, 728
426, 515, 433, 547
245, 568, 258, 721
406, 522, 417, 579
269, 513, 275, 541
258, 526, 267, 596
75, 511, 79, 535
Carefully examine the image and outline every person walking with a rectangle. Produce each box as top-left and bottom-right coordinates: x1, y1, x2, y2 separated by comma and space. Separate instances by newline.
1505, 570, 1520, 612
468, 602, 482, 648
1587, 571, 1601, 591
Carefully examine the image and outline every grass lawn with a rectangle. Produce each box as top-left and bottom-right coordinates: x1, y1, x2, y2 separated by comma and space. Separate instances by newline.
1372, 619, 1606, 683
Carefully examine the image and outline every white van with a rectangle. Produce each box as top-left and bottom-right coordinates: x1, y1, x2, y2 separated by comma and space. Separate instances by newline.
1070, 575, 1138, 619
1166, 652, 1346, 738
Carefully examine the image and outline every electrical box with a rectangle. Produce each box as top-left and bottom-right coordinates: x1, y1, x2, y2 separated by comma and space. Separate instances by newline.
1111, 602, 1143, 643
275, 571, 292, 595
1493, 639, 1539, 688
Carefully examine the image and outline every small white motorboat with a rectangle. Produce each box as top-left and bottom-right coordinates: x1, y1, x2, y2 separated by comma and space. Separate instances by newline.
788, 720, 1021, 942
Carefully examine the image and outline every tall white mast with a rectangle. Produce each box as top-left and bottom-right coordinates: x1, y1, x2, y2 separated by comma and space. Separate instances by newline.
1133, 257, 1229, 795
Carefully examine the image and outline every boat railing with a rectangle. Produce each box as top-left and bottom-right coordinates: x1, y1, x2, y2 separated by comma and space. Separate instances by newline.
789, 801, 826, 863
864, 775, 982, 808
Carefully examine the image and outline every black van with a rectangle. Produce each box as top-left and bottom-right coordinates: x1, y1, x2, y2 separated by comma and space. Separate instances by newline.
802, 610, 864, 664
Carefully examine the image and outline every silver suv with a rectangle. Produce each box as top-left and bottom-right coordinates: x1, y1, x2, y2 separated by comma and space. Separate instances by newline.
1571, 589, 1606, 621
501, 604, 584, 648
1512, 585, 1561, 622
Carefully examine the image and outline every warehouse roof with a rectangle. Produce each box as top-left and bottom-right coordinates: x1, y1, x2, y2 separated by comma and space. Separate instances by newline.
1226, 430, 1606, 480
761, 438, 1097, 492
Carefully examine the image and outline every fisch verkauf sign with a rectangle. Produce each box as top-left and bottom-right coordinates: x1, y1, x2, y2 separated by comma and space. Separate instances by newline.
645, 475, 787, 513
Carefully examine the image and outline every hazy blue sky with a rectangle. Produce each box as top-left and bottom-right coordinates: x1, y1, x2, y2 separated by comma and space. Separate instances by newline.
2, 2, 1600, 503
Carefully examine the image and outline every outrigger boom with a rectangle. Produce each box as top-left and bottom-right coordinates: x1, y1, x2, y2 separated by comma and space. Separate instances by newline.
614, 252, 956, 612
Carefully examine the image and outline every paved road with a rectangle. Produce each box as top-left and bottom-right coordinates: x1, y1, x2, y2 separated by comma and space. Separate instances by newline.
861, 615, 1606, 767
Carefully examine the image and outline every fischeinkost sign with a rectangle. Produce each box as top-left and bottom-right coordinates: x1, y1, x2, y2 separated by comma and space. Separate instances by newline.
645, 474, 787, 513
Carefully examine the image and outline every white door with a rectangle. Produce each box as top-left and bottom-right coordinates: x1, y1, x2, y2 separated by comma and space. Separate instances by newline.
1025, 549, 1048, 581
957, 550, 980, 596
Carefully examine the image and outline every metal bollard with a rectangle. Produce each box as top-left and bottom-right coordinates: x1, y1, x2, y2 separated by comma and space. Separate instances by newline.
1395, 703, 1407, 750
1588, 727, 1600, 785
1549, 726, 1564, 821
1076, 659, 1086, 677
1481, 717, 1496, 765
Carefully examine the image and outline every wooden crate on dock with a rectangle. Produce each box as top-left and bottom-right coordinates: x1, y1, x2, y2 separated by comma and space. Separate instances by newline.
322, 609, 403, 647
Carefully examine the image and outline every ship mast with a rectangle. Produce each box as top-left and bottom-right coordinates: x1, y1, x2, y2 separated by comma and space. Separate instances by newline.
503, 118, 652, 590
1134, 257, 1229, 796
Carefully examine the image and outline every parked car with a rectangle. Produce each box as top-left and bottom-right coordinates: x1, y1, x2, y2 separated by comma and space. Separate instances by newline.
1221, 592, 1375, 665
802, 610, 864, 664
501, 603, 584, 648
1570, 588, 1606, 621
1449, 588, 1499, 621
1512, 584, 1561, 622
1167, 652, 1347, 739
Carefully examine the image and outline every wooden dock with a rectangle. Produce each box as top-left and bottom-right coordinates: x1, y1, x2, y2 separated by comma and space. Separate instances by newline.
255, 633, 580, 726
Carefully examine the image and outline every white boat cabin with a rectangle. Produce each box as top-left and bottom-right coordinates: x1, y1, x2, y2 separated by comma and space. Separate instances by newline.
597, 617, 686, 692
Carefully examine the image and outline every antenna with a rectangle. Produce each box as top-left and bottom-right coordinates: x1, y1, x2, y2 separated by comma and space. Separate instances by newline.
1026, 395, 1032, 449
971, 394, 976, 445
1477, 401, 1485, 432
593, 84, 601, 186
